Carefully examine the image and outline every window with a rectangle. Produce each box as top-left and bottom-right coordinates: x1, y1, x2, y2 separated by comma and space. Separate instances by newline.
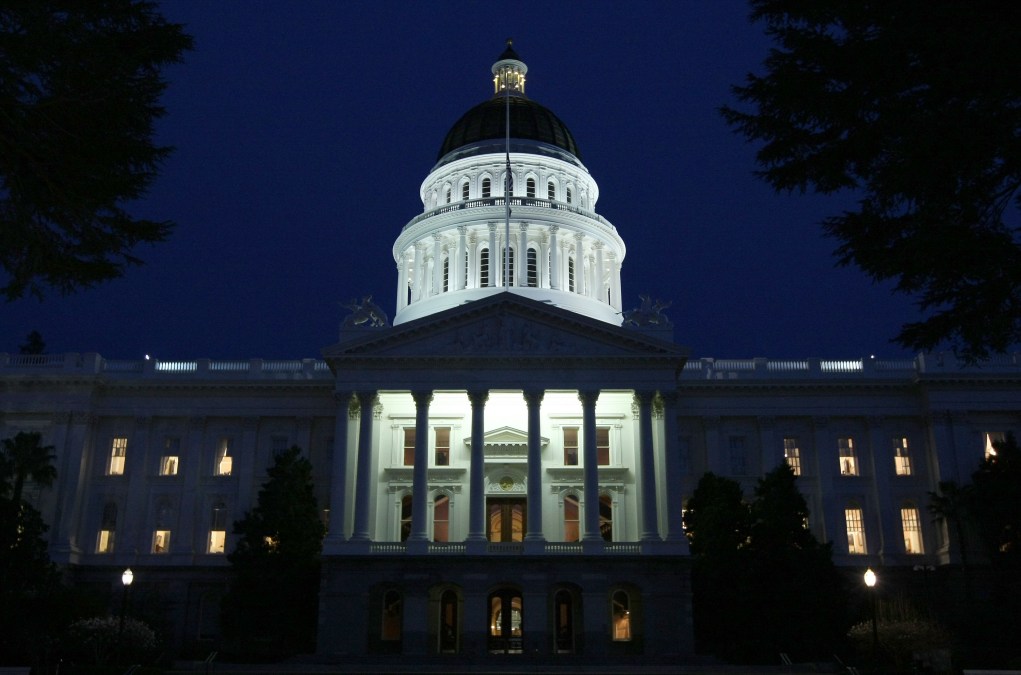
596, 427, 610, 466
271, 436, 288, 457
400, 495, 412, 542
153, 499, 173, 553
108, 437, 127, 475
563, 427, 579, 466
461, 181, 469, 201
160, 437, 180, 476
985, 431, 1006, 459
208, 502, 227, 554
435, 427, 450, 466
403, 428, 415, 466
729, 436, 747, 475
901, 504, 923, 554
526, 177, 535, 198
433, 495, 449, 542
442, 257, 449, 292
480, 247, 490, 287
568, 257, 575, 292
152, 530, 171, 554
611, 590, 631, 641
506, 247, 515, 285
215, 438, 233, 476
839, 437, 859, 476
547, 180, 556, 201
97, 502, 117, 553
566, 187, 572, 204
440, 589, 458, 653
526, 248, 537, 287
784, 437, 802, 476
563, 494, 580, 542
845, 505, 866, 554
893, 437, 912, 476
482, 177, 491, 199
599, 494, 613, 541
381, 589, 402, 642
445, 187, 451, 204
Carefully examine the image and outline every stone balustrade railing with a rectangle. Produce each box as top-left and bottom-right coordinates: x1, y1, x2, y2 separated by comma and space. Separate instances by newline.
402, 196, 617, 233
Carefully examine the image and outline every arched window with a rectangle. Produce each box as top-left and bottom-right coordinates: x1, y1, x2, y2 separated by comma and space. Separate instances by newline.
209, 501, 227, 553
611, 590, 631, 641
566, 187, 573, 204
506, 247, 515, 285
599, 495, 613, 542
381, 589, 402, 642
554, 589, 575, 653
442, 257, 449, 292
445, 187, 451, 204
97, 501, 117, 553
480, 247, 490, 287
563, 494, 580, 542
433, 494, 449, 542
526, 177, 536, 198
461, 181, 469, 201
526, 247, 538, 287
901, 502, 923, 554
568, 257, 576, 292
439, 589, 458, 653
400, 495, 413, 542
482, 177, 491, 199
547, 180, 556, 201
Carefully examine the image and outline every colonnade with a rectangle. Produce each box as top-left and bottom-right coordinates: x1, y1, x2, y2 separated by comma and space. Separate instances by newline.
326, 387, 688, 550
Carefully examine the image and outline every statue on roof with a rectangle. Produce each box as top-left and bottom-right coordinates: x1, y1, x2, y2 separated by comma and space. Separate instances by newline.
622, 295, 672, 327
342, 295, 389, 328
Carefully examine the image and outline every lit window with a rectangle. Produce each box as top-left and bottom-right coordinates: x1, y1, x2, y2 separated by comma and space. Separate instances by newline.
435, 427, 450, 466
215, 438, 233, 476
597, 427, 610, 466
108, 437, 127, 476
526, 177, 536, 198
729, 436, 747, 475
381, 589, 402, 642
839, 437, 859, 476
208, 530, 226, 554
433, 494, 449, 542
893, 437, 912, 476
96, 502, 117, 553
985, 431, 1006, 459
461, 181, 469, 201
901, 505, 923, 554
845, 506, 866, 554
400, 495, 412, 542
403, 428, 415, 466
526, 248, 537, 287
547, 180, 556, 201
160, 437, 180, 476
563, 494, 580, 542
611, 590, 631, 641
482, 177, 491, 199
784, 437, 802, 476
563, 427, 579, 466
209, 502, 227, 554
152, 529, 171, 554
600, 495, 613, 541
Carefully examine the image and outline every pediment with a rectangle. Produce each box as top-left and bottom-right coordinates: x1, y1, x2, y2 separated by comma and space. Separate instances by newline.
323, 294, 687, 362
463, 425, 548, 460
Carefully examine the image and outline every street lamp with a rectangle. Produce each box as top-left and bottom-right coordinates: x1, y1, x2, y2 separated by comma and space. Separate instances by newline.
863, 567, 878, 667
118, 568, 134, 661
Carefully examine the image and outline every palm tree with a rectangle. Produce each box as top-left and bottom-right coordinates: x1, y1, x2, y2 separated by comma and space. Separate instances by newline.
0, 432, 57, 506
928, 480, 974, 597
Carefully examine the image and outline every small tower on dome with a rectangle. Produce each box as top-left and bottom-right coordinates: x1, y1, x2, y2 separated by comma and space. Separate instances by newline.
492, 39, 527, 97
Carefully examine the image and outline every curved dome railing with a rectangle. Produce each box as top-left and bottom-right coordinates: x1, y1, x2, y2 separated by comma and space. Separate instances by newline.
403, 196, 615, 233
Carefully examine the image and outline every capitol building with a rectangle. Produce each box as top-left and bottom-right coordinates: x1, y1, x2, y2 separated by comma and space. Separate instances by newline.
2, 43, 1019, 660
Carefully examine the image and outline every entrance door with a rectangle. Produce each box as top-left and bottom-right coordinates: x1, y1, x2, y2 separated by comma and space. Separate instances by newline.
488, 589, 523, 653
487, 498, 526, 542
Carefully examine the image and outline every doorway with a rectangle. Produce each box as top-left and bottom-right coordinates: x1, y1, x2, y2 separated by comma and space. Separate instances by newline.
488, 588, 523, 653
487, 498, 526, 542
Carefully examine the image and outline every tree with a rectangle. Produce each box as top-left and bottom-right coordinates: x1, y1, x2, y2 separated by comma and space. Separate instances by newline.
19, 330, 45, 355
722, 1, 1021, 360
0, 1, 193, 300
221, 446, 325, 658
0, 431, 57, 506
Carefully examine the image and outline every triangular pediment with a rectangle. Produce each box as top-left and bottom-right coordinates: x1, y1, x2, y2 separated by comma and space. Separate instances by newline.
463, 426, 549, 460
323, 294, 687, 362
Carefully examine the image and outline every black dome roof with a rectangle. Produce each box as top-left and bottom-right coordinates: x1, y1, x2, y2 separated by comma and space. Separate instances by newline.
437, 95, 582, 162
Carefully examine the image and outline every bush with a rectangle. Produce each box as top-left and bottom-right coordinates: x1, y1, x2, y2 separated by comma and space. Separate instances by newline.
62, 616, 158, 666
848, 618, 952, 672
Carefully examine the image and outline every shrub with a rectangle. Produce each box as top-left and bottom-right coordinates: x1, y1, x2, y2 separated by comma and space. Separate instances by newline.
62, 616, 158, 666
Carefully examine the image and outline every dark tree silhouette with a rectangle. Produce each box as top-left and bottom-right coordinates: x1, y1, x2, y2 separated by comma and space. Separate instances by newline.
722, 1, 1021, 359
18, 330, 45, 355
0, 1, 193, 300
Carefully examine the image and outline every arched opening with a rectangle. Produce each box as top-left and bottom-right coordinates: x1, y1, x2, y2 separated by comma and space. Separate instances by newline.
488, 587, 523, 654
439, 589, 459, 653
553, 587, 580, 654
480, 247, 490, 287
488, 498, 525, 542
433, 494, 449, 542
526, 177, 536, 198
461, 180, 469, 201
482, 177, 492, 198
599, 495, 613, 542
547, 180, 556, 201
563, 494, 580, 542
400, 495, 412, 542
611, 589, 631, 641
526, 247, 538, 287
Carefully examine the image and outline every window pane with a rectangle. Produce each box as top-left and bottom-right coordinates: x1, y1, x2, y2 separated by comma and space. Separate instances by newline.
548, 181, 555, 200
596, 427, 610, 466
599, 495, 613, 541
845, 507, 866, 554
434, 495, 449, 542
563, 427, 578, 466
208, 530, 226, 554
216, 438, 233, 476
160, 455, 178, 476
564, 495, 579, 542
108, 437, 127, 475
893, 437, 912, 476
612, 590, 631, 641
783, 437, 802, 476
839, 437, 859, 476
435, 427, 450, 466
403, 428, 415, 466
97, 529, 115, 553
152, 529, 171, 554
901, 506, 923, 554
400, 495, 413, 542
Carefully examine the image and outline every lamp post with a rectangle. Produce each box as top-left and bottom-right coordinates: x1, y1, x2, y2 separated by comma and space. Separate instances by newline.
118, 568, 134, 661
863, 567, 878, 668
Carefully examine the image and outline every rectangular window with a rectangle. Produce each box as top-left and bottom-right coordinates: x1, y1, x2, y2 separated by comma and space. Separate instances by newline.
893, 437, 912, 476
596, 427, 610, 466
160, 437, 180, 476
152, 529, 171, 554
564, 494, 580, 542
901, 506, 923, 554
108, 437, 127, 476
729, 436, 747, 475
985, 431, 1006, 459
784, 437, 802, 476
527, 248, 538, 287
271, 435, 288, 456
839, 437, 859, 476
403, 427, 415, 466
96, 530, 115, 554
208, 530, 226, 554
563, 427, 579, 466
845, 507, 866, 554
435, 427, 450, 466
480, 248, 490, 287
215, 438, 233, 476
433, 495, 449, 542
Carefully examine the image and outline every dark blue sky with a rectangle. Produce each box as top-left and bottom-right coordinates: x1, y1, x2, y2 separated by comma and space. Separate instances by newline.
1, 1, 923, 361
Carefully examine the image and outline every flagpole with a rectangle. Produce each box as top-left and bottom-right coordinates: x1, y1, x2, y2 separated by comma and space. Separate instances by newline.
504, 68, 511, 288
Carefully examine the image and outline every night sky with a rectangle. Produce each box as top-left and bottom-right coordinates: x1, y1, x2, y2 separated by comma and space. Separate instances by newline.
1, 1, 924, 362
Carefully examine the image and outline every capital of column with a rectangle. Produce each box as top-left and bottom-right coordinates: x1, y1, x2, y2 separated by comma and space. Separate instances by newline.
488, 221, 498, 233
577, 390, 600, 407
432, 233, 442, 242
518, 222, 529, 233
549, 224, 559, 234
468, 390, 489, 407
355, 391, 378, 412
522, 390, 545, 407
593, 241, 604, 250
457, 225, 467, 235
632, 390, 656, 406
411, 391, 434, 407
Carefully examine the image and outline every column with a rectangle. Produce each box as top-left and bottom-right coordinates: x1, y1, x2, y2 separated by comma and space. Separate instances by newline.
579, 390, 602, 545
350, 391, 377, 542
325, 393, 352, 546
466, 233, 477, 289
524, 390, 545, 543
635, 391, 660, 542
867, 417, 898, 561
661, 392, 688, 546
52, 411, 91, 560
396, 253, 406, 311
431, 234, 442, 296
487, 223, 498, 287
517, 223, 528, 287
594, 242, 605, 303
455, 226, 467, 291
609, 253, 622, 311
573, 233, 584, 294
549, 225, 560, 290
409, 391, 432, 543
467, 391, 489, 545
412, 243, 425, 302
812, 417, 841, 547
539, 233, 550, 289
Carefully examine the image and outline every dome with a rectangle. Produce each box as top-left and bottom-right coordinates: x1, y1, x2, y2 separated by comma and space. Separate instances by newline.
437, 96, 582, 163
